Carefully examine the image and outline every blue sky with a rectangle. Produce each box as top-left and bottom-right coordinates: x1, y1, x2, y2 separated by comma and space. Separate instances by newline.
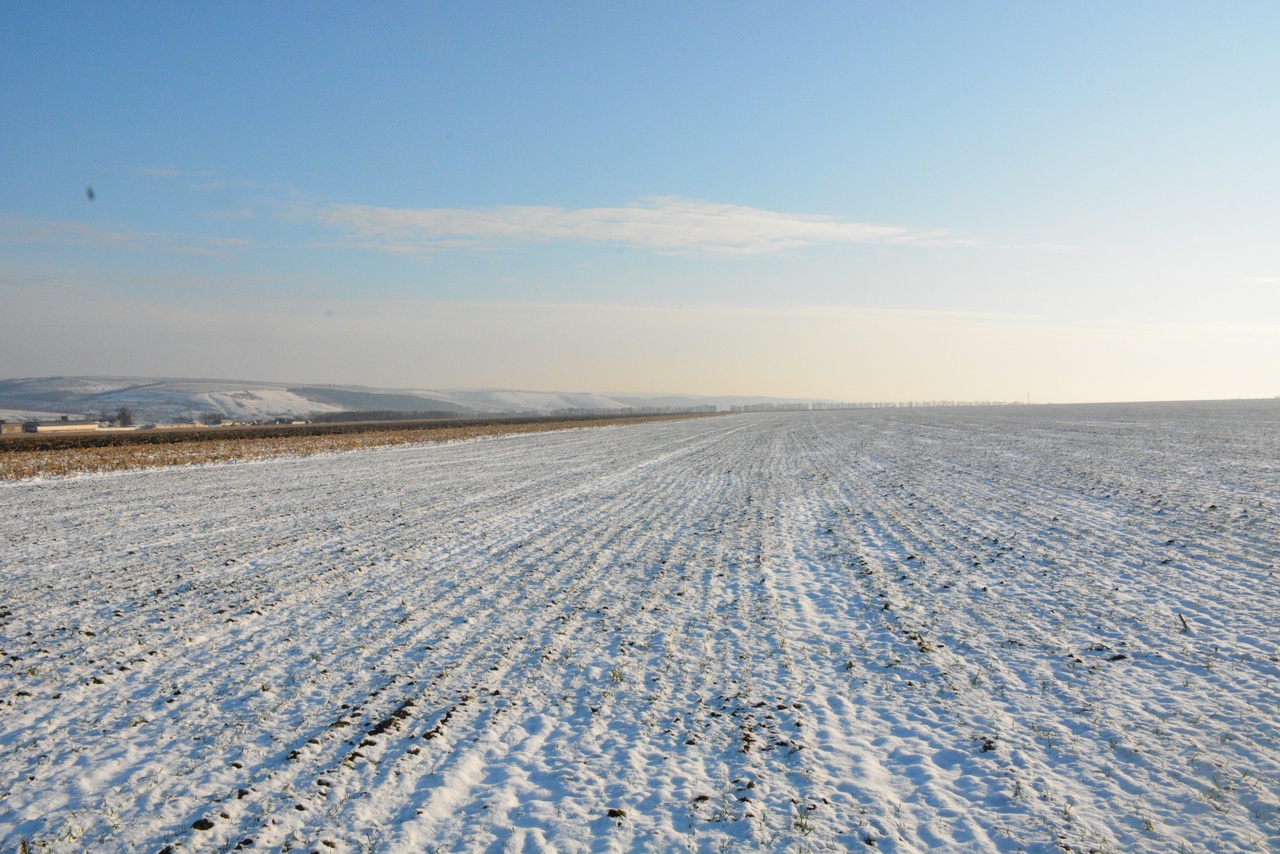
2, 2, 1278, 401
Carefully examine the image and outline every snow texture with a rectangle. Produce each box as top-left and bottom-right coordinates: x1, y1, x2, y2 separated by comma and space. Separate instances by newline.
1, 405, 1278, 853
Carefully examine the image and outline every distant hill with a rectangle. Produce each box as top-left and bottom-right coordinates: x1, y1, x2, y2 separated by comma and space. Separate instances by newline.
288, 387, 469, 414
0, 376, 829, 425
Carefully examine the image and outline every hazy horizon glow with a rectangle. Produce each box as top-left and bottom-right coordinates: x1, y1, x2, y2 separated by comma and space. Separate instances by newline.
2, 3, 1277, 402
4, 278, 1276, 404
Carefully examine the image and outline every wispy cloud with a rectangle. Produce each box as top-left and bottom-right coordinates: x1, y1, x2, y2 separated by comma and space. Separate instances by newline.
167, 237, 253, 257
140, 166, 219, 179
313, 196, 970, 255
0, 214, 250, 257
0, 214, 150, 247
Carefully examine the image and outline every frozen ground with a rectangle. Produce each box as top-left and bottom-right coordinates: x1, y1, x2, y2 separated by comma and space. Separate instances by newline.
1, 405, 1277, 853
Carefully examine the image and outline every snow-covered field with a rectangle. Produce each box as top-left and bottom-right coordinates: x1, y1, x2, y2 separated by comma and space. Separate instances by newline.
2, 405, 1277, 853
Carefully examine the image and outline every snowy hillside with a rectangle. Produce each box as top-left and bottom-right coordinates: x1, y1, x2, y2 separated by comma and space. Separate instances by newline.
0, 378, 339, 424
0, 376, 821, 424
1, 405, 1277, 852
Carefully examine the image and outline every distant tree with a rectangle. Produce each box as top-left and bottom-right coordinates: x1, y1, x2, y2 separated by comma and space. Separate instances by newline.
198, 411, 224, 425
116, 406, 133, 427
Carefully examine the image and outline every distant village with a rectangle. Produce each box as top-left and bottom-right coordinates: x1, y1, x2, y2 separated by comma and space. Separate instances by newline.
0, 408, 305, 435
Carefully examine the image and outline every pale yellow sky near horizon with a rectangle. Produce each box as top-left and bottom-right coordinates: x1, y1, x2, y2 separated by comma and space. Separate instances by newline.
4, 283, 1277, 404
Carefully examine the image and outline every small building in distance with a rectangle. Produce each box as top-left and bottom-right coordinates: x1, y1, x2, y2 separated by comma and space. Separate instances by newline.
23, 416, 100, 433
0, 420, 25, 435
